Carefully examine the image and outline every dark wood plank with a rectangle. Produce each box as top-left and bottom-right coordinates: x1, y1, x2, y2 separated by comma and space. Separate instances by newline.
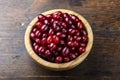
0, 0, 120, 80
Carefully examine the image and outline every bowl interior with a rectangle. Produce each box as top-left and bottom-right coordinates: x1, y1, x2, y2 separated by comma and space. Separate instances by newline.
25, 9, 93, 71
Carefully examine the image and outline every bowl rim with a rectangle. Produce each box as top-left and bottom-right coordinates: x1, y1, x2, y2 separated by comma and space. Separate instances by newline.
24, 9, 93, 71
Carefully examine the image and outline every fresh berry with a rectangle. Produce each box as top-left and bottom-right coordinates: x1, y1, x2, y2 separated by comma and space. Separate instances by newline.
55, 56, 63, 63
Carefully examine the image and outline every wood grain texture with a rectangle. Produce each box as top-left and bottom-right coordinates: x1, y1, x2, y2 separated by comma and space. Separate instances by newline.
0, 0, 120, 80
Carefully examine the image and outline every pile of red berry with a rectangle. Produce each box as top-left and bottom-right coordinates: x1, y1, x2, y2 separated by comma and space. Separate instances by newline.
30, 11, 88, 63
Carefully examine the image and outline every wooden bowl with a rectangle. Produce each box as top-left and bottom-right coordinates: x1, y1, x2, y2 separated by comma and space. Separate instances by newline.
24, 9, 93, 71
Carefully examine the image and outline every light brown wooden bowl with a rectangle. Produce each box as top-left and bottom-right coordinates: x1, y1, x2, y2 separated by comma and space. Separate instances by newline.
24, 9, 93, 71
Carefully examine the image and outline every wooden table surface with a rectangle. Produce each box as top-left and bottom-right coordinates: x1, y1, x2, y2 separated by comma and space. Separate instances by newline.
0, 0, 120, 80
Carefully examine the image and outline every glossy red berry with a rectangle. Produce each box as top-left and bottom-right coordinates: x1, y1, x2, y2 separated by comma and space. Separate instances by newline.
42, 33, 47, 38
56, 32, 62, 38
44, 19, 49, 25
67, 41, 74, 47
55, 56, 63, 63
70, 53, 76, 60
36, 22, 43, 29
59, 40, 65, 46
79, 47, 85, 53
47, 36, 53, 44
63, 13, 69, 18
64, 57, 70, 62
46, 14, 53, 20
80, 43, 86, 47
68, 28, 76, 35
40, 24, 49, 32
38, 14, 46, 22
49, 43, 56, 51
32, 28, 37, 33
48, 29, 54, 36
33, 42, 37, 47
62, 22, 67, 28
82, 35, 88, 42
53, 23, 61, 32
62, 47, 69, 56
41, 38, 47, 46
53, 35, 60, 44
81, 29, 87, 35
70, 14, 79, 22
57, 46, 62, 52
45, 50, 51, 57
34, 45, 39, 53
74, 41, 79, 47
30, 32, 36, 40
77, 21, 83, 30
35, 38, 41, 45
35, 30, 41, 37
38, 46, 46, 53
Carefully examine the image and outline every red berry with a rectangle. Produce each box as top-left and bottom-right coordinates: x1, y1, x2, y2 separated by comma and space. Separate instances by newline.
53, 14, 60, 20
34, 45, 39, 53
35, 38, 41, 45
64, 57, 70, 62
45, 50, 51, 57
47, 36, 53, 44
74, 41, 79, 47
46, 14, 53, 20
54, 11, 62, 16
71, 24, 76, 29
62, 22, 67, 28
42, 33, 47, 38
67, 41, 74, 47
63, 13, 69, 18
49, 43, 56, 51
67, 35, 73, 41
79, 47, 85, 53
57, 46, 62, 52
62, 28, 67, 34
35, 30, 41, 37
70, 53, 76, 60
41, 38, 47, 46
32, 28, 37, 33
59, 40, 65, 46
30, 32, 36, 40
82, 35, 88, 42
70, 14, 79, 22
38, 46, 46, 53
81, 29, 87, 35
62, 47, 69, 56
77, 21, 83, 30
56, 32, 62, 38
40, 24, 49, 32
70, 47, 75, 51
36, 22, 43, 29
75, 52, 79, 57
33, 42, 37, 47
38, 14, 46, 22
80, 43, 86, 47
55, 56, 63, 63
48, 29, 54, 36
53, 22, 61, 32
68, 28, 76, 35
53, 35, 60, 44
76, 37, 82, 42
50, 18, 55, 24
65, 17, 72, 25
44, 19, 49, 25
61, 34, 66, 39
